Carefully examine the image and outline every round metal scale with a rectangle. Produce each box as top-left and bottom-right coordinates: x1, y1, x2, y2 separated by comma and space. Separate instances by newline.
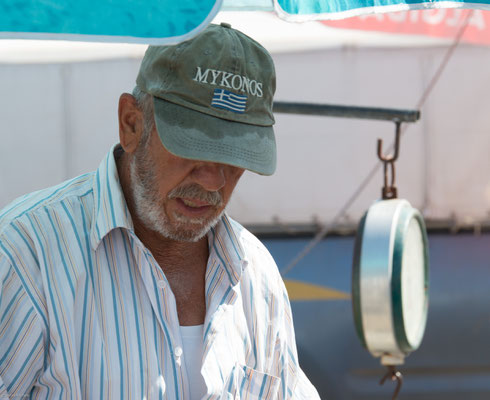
352, 199, 429, 365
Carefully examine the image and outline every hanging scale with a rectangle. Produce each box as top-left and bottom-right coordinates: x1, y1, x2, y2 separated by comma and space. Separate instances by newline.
352, 119, 430, 400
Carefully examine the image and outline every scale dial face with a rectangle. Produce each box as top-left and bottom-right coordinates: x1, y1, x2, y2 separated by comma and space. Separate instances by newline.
352, 199, 429, 362
399, 217, 427, 348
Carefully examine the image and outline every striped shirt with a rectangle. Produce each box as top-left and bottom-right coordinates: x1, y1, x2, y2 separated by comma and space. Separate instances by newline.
0, 146, 320, 400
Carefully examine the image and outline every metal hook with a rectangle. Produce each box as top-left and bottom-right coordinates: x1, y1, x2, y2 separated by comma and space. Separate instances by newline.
377, 120, 401, 162
379, 365, 403, 400
377, 120, 402, 199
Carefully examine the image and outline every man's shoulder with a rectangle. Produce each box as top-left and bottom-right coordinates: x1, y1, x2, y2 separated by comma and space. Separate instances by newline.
226, 216, 283, 281
0, 172, 95, 236
227, 216, 273, 259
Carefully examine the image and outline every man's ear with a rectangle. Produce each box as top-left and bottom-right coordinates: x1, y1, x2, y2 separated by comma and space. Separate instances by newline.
118, 93, 144, 154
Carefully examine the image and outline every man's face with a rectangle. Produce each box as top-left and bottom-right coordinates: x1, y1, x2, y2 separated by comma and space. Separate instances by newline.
129, 127, 244, 242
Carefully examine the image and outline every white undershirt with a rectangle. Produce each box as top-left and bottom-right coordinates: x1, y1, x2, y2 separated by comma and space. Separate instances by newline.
180, 325, 207, 400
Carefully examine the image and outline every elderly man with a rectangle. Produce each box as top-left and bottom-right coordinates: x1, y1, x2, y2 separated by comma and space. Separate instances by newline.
0, 24, 320, 399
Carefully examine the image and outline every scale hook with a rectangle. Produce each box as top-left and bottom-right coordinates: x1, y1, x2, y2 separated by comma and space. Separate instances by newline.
377, 120, 401, 163
379, 365, 403, 400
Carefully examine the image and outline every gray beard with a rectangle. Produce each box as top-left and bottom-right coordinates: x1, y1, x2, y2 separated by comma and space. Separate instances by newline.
128, 152, 224, 243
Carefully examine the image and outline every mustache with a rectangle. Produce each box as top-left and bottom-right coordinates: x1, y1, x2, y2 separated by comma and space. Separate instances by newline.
168, 184, 223, 206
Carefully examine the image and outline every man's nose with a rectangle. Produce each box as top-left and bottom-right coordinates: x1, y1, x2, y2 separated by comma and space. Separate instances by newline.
191, 162, 226, 192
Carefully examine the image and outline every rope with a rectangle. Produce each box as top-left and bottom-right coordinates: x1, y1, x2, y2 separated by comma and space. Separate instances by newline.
280, 10, 474, 276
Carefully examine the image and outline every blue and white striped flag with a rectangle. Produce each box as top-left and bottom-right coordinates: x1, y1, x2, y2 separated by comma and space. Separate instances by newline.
211, 88, 247, 114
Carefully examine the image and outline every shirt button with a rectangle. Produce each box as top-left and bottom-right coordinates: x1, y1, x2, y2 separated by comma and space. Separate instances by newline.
157, 280, 165, 288
174, 346, 183, 357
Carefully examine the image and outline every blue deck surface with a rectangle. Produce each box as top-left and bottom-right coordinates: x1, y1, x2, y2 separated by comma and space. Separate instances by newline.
261, 233, 490, 399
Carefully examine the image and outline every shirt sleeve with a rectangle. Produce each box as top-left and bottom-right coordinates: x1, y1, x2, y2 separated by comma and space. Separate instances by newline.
0, 251, 45, 399
273, 285, 321, 400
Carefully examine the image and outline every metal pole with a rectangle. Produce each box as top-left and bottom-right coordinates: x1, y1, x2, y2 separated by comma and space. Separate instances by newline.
273, 101, 420, 123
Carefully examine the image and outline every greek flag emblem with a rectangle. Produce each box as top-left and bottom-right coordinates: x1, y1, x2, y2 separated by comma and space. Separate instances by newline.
211, 88, 247, 114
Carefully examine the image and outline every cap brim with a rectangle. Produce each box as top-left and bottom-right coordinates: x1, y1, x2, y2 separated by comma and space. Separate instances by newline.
152, 97, 276, 175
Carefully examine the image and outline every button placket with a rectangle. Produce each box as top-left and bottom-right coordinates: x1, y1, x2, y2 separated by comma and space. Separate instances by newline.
157, 279, 166, 289
131, 232, 190, 397
174, 346, 183, 366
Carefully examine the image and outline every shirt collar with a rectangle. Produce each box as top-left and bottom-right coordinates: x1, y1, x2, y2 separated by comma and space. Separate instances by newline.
208, 213, 248, 287
90, 144, 134, 250
89, 144, 248, 282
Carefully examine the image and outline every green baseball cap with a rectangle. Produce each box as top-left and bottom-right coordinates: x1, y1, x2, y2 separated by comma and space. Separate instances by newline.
136, 22, 276, 175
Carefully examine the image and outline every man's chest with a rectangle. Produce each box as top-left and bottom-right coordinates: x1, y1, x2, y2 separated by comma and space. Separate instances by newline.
154, 256, 207, 326
40, 269, 278, 399
34, 233, 280, 399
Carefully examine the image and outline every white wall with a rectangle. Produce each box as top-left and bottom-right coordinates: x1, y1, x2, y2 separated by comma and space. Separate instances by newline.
1, 43, 489, 227
231, 45, 490, 226
0, 57, 141, 206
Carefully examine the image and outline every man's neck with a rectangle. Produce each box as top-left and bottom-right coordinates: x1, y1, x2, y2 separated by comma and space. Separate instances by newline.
133, 214, 209, 271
